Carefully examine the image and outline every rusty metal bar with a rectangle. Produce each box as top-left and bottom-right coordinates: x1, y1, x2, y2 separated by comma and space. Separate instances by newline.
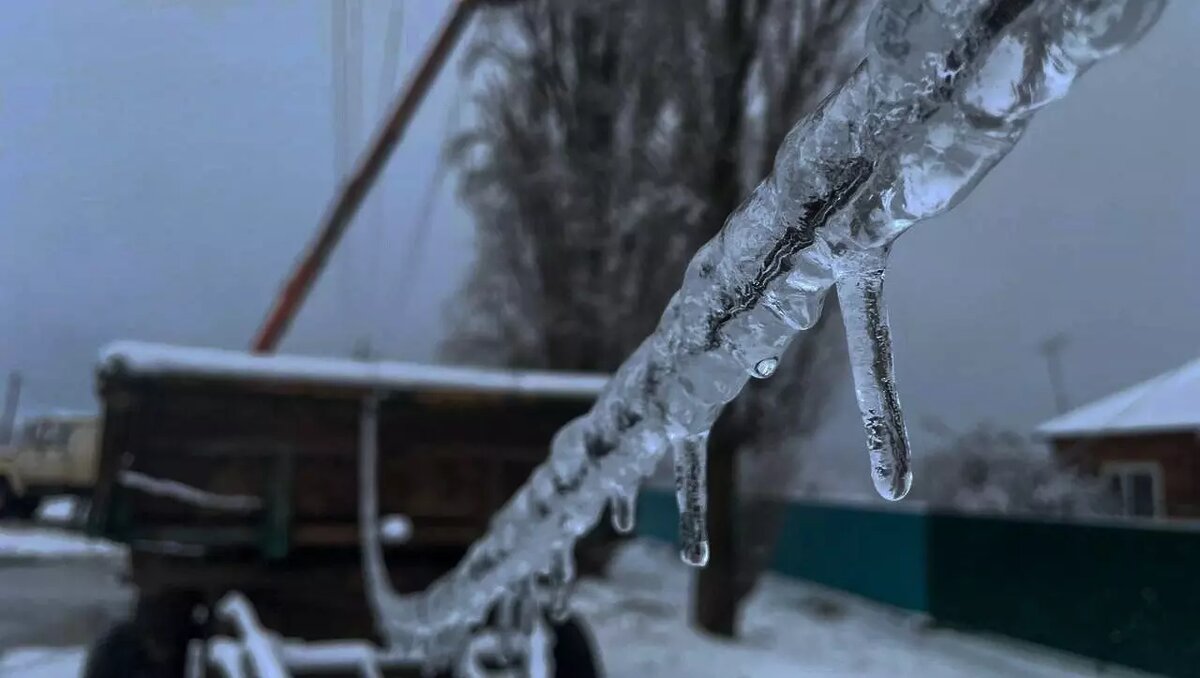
252, 0, 484, 352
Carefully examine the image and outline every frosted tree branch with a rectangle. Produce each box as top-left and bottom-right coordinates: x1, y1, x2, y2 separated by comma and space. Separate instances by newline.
352, 0, 1164, 670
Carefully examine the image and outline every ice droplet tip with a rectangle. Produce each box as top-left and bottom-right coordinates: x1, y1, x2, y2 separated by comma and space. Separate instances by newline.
872, 467, 913, 501
610, 492, 637, 534
680, 541, 710, 567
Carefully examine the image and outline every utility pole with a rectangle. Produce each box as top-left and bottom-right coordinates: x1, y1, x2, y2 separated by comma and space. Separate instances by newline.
1039, 333, 1071, 415
251, 0, 522, 353
0, 372, 22, 445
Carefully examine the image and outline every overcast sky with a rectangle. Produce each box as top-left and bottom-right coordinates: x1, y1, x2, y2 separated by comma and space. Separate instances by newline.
1, 2, 1197, 494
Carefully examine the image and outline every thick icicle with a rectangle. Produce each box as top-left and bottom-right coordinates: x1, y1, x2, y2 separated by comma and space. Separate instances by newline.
835, 250, 911, 500
344, 1, 1165, 669
673, 434, 710, 567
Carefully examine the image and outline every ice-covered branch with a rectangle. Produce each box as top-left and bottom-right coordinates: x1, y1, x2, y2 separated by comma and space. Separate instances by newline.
214, 593, 289, 678
208, 592, 392, 678
358, 0, 1164, 669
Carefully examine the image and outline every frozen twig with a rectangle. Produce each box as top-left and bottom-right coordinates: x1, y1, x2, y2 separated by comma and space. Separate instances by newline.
214, 593, 289, 678
209, 593, 392, 678
206, 638, 249, 678
278, 641, 385, 678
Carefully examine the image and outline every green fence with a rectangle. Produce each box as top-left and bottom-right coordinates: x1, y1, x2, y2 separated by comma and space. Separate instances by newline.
636, 489, 1200, 677
928, 513, 1200, 677
637, 490, 927, 609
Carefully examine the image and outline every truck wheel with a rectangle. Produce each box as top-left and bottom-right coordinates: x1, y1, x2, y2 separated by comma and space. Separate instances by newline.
136, 591, 203, 676
0, 479, 15, 518
82, 621, 153, 678
13, 496, 40, 520
552, 617, 602, 678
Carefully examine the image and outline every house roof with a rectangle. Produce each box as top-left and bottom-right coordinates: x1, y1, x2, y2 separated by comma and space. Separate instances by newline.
99, 341, 609, 400
1036, 357, 1200, 438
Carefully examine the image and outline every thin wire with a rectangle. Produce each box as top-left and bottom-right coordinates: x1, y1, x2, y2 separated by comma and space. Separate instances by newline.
368, 0, 407, 360
331, 0, 359, 354
387, 19, 469, 356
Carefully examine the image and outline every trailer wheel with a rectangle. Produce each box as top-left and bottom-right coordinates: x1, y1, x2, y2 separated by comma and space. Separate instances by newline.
12, 496, 39, 520
0, 479, 11, 518
82, 621, 153, 678
0, 479, 31, 519
552, 617, 602, 678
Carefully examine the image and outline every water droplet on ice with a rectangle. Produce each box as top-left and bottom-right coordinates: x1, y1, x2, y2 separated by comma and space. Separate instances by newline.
752, 357, 779, 379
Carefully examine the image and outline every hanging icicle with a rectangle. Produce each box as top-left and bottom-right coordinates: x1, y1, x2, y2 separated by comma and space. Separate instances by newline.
835, 249, 912, 500
609, 490, 638, 534
545, 548, 575, 622
673, 433, 710, 566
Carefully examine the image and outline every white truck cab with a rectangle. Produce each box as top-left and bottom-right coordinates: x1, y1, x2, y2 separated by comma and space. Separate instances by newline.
0, 414, 100, 518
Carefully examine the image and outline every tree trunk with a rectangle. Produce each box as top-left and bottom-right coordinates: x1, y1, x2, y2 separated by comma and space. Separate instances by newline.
693, 411, 741, 637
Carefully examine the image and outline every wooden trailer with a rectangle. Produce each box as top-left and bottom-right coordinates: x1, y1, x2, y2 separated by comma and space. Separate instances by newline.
85, 341, 607, 677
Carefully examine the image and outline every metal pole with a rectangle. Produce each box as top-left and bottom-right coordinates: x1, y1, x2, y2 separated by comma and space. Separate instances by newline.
0, 372, 21, 445
1039, 333, 1070, 415
251, 0, 480, 353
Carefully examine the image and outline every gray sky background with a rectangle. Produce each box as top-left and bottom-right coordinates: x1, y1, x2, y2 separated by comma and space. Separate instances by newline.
2, 2, 1197, 495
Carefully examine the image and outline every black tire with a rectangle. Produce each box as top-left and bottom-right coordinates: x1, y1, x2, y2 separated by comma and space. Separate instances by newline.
82, 621, 154, 678
0, 478, 16, 519
12, 495, 39, 520
552, 617, 602, 678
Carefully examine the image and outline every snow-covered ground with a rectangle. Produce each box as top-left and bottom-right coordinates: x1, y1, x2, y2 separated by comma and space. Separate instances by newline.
34, 497, 80, 525
573, 540, 1155, 678
0, 514, 129, 677
0, 647, 88, 678
0, 497, 122, 561
0, 526, 1157, 677
0, 523, 122, 560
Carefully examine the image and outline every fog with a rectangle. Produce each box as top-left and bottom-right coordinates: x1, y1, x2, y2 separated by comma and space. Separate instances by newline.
1, 1, 1197, 494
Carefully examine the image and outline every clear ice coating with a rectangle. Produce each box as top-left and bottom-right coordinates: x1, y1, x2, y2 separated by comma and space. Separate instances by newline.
351, 0, 1165, 669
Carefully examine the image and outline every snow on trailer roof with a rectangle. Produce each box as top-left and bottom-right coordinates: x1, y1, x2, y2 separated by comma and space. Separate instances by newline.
1036, 356, 1200, 438
99, 341, 609, 399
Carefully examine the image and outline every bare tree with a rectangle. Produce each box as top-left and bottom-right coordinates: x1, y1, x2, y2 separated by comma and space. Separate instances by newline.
445, 0, 864, 637
911, 423, 1116, 517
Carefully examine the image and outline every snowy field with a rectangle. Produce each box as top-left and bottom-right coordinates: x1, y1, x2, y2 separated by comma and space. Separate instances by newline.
0, 508, 130, 677
0, 525, 121, 561
0, 523, 1158, 677
0, 499, 121, 561
0, 648, 88, 678
572, 540, 1155, 678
